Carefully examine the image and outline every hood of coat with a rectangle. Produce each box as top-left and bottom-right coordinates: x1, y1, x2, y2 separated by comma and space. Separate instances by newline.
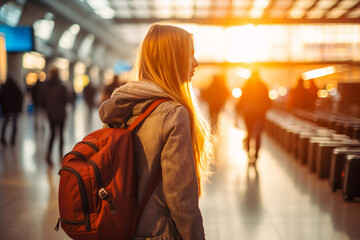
98, 80, 173, 127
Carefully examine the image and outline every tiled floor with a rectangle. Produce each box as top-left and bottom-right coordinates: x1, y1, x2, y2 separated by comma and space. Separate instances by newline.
0, 99, 359, 240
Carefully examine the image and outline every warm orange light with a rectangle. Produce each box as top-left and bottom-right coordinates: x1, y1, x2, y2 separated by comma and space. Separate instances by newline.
325, 83, 334, 91
74, 75, 89, 94
26, 72, 38, 86
269, 89, 278, 100
278, 86, 287, 96
225, 24, 263, 63
318, 89, 329, 98
0, 34, 6, 83
302, 66, 336, 80
38, 72, 46, 82
235, 67, 252, 79
232, 88, 242, 98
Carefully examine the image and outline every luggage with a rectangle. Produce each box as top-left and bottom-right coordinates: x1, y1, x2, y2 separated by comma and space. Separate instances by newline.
329, 148, 360, 192
342, 155, 360, 201
55, 98, 167, 240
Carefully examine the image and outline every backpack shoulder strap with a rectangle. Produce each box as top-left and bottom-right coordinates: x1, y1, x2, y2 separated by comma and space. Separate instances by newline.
127, 98, 168, 131
127, 98, 167, 215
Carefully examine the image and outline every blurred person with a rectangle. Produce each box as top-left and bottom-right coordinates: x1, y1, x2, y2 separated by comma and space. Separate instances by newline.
68, 86, 77, 112
235, 70, 271, 162
287, 77, 310, 111
83, 80, 97, 126
305, 78, 319, 110
30, 77, 45, 131
0, 74, 24, 146
201, 74, 230, 129
98, 24, 213, 239
83, 80, 97, 111
100, 75, 124, 104
41, 67, 69, 166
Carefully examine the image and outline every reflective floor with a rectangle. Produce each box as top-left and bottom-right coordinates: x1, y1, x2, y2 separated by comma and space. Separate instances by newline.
0, 99, 359, 240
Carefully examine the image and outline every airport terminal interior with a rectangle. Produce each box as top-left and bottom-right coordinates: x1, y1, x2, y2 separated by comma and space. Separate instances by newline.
1, 0, 360, 239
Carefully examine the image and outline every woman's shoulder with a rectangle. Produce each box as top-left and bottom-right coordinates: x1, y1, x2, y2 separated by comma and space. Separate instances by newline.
158, 100, 188, 117
155, 100, 191, 129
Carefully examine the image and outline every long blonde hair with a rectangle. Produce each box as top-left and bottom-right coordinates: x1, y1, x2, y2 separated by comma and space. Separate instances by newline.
133, 23, 213, 196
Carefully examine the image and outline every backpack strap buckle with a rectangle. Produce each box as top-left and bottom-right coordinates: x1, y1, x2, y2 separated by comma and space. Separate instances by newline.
99, 188, 108, 199
99, 188, 117, 214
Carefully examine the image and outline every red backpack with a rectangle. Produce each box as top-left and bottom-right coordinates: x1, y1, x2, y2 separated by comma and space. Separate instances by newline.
55, 99, 167, 240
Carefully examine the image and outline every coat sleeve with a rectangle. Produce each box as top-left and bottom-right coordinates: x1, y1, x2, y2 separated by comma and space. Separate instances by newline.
160, 105, 205, 240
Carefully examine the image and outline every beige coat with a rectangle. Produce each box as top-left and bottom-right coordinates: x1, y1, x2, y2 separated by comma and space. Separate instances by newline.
98, 81, 205, 240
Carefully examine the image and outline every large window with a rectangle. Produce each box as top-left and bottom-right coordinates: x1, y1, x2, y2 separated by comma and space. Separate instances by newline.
0, 1, 22, 27
33, 14, 55, 41
178, 23, 360, 63
59, 24, 81, 50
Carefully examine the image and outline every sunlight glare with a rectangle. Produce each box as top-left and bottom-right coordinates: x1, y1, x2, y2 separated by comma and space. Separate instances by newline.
232, 87, 242, 98
235, 67, 252, 79
302, 66, 336, 80
225, 25, 263, 63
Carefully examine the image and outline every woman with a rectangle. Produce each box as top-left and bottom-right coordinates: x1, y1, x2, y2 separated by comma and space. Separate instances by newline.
99, 24, 213, 239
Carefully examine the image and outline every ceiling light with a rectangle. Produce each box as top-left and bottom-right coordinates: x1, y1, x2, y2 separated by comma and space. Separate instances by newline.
288, 9, 306, 19
195, 9, 210, 18
174, 8, 194, 18
232, 0, 251, 8
175, 0, 193, 8
112, 1, 128, 9
96, 7, 115, 19
232, 9, 247, 17
250, 8, 264, 18
253, 0, 270, 9
269, 9, 286, 18
195, 0, 212, 8
307, 9, 326, 18
293, 0, 316, 9
272, 0, 293, 9
347, 8, 360, 18
132, 9, 150, 18
338, 0, 359, 9
213, 9, 228, 18
115, 10, 131, 19
315, 0, 337, 9
87, 0, 109, 9
130, 0, 148, 9
152, 8, 173, 18
154, 0, 172, 9
215, 0, 231, 8
326, 9, 347, 18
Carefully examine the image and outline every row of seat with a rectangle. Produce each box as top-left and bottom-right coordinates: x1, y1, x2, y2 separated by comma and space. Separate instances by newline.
265, 109, 360, 201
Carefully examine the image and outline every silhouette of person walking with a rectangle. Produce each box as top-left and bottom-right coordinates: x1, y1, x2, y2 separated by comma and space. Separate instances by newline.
287, 77, 318, 112
0, 74, 24, 146
30, 76, 45, 131
83, 80, 97, 110
235, 70, 271, 163
201, 75, 230, 129
41, 67, 69, 166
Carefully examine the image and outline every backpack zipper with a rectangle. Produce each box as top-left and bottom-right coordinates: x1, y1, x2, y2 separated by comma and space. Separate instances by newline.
65, 150, 116, 214
55, 218, 84, 231
59, 166, 91, 232
77, 141, 100, 152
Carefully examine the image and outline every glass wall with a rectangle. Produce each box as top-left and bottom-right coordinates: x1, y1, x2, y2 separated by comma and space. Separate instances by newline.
180, 24, 360, 63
